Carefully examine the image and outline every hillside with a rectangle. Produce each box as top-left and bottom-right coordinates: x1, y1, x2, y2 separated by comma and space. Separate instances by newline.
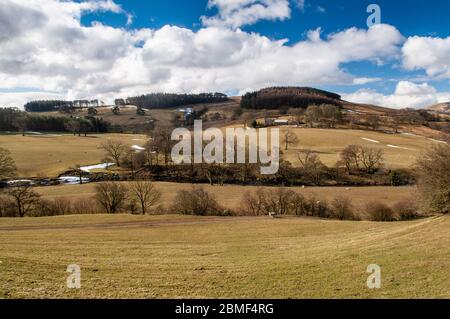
12, 87, 449, 140
1, 126, 443, 178
241, 87, 343, 109
427, 102, 450, 113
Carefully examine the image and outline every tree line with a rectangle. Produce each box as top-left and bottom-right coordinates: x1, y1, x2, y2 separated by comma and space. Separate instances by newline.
24, 100, 71, 112
241, 87, 342, 110
0, 108, 110, 134
24, 100, 101, 113
98, 137, 413, 188
123, 92, 228, 109
0, 181, 423, 222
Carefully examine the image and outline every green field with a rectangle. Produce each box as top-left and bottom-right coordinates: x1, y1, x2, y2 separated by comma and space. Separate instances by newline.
1, 214, 449, 298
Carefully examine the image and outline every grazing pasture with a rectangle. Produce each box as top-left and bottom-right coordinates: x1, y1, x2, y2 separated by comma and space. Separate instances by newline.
34, 182, 416, 211
0, 213, 449, 298
0, 128, 438, 178
278, 128, 438, 168
0, 133, 146, 177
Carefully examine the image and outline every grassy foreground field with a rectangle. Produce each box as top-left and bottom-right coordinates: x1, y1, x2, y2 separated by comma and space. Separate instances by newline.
0, 214, 449, 298
35, 182, 416, 210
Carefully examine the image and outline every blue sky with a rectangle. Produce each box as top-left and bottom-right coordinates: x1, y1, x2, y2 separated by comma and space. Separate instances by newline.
1, 0, 450, 108
80, 0, 450, 95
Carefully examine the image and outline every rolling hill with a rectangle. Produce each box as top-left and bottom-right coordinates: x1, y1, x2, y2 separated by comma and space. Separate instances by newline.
427, 102, 450, 113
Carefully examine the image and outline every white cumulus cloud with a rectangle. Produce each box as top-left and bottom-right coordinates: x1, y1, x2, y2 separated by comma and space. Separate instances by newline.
402, 36, 450, 79
0, 0, 407, 108
201, 0, 291, 29
342, 81, 450, 109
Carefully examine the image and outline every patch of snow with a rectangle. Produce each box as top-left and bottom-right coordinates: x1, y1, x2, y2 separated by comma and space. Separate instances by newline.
7, 179, 34, 185
386, 144, 413, 150
80, 163, 114, 172
361, 138, 380, 143
59, 176, 90, 185
401, 132, 418, 137
23, 131, 63, 137
132, 145, 145, 151
428, 138, 448, 144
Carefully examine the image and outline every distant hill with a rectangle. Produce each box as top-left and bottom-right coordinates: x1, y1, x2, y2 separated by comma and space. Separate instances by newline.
240, 87, 342, 110
427, 102, 450, 113
239, 86, 406, 116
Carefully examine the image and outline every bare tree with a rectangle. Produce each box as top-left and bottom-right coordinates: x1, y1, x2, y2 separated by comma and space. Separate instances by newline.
330, 196, 357, 220
367, 115, 380, 131
415, 144, 450, 214
305, 105, 321, 128
319, 104, 342, 128
152, 125, 175, 166
297, 150, 326, 184
282, 129, 299, 150
94, 182, 128, 214
65, 119, 81, 136
129, 181, 161, 215
143, 138, 158, 166
263, 188, 296, 215
393, 115, 403, 134
241, 188, 296, 216
6, 185, 41, 217
0, 147, 17, 179
101, 140, 127, 167
340, 145, 362, 174
170, 187, 223, 216
360, 147, 384, 174
291, 108, 305, 125
240, 189, 267, 216
340, 145, 383, 174
13, 114, 27, 136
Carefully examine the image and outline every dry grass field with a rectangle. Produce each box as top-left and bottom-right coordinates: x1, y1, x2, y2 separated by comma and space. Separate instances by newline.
279, 128, 438, 168
0, 133, 146, 177
35, 182, 416, 211
1, 127, 439, 178
1, 213, 449, 298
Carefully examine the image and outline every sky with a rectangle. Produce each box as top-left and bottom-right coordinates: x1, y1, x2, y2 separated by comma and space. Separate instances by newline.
0, 0, 450, 109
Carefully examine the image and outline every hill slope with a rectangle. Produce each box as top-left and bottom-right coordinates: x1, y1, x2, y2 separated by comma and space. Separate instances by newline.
427, 102, 450, 113
241, 86, 343, 109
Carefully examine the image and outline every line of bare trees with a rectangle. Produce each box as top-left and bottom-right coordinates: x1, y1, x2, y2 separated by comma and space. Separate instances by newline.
99, 134, 396, 188
94, 181, 161, 215
0, 181, 162, 217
